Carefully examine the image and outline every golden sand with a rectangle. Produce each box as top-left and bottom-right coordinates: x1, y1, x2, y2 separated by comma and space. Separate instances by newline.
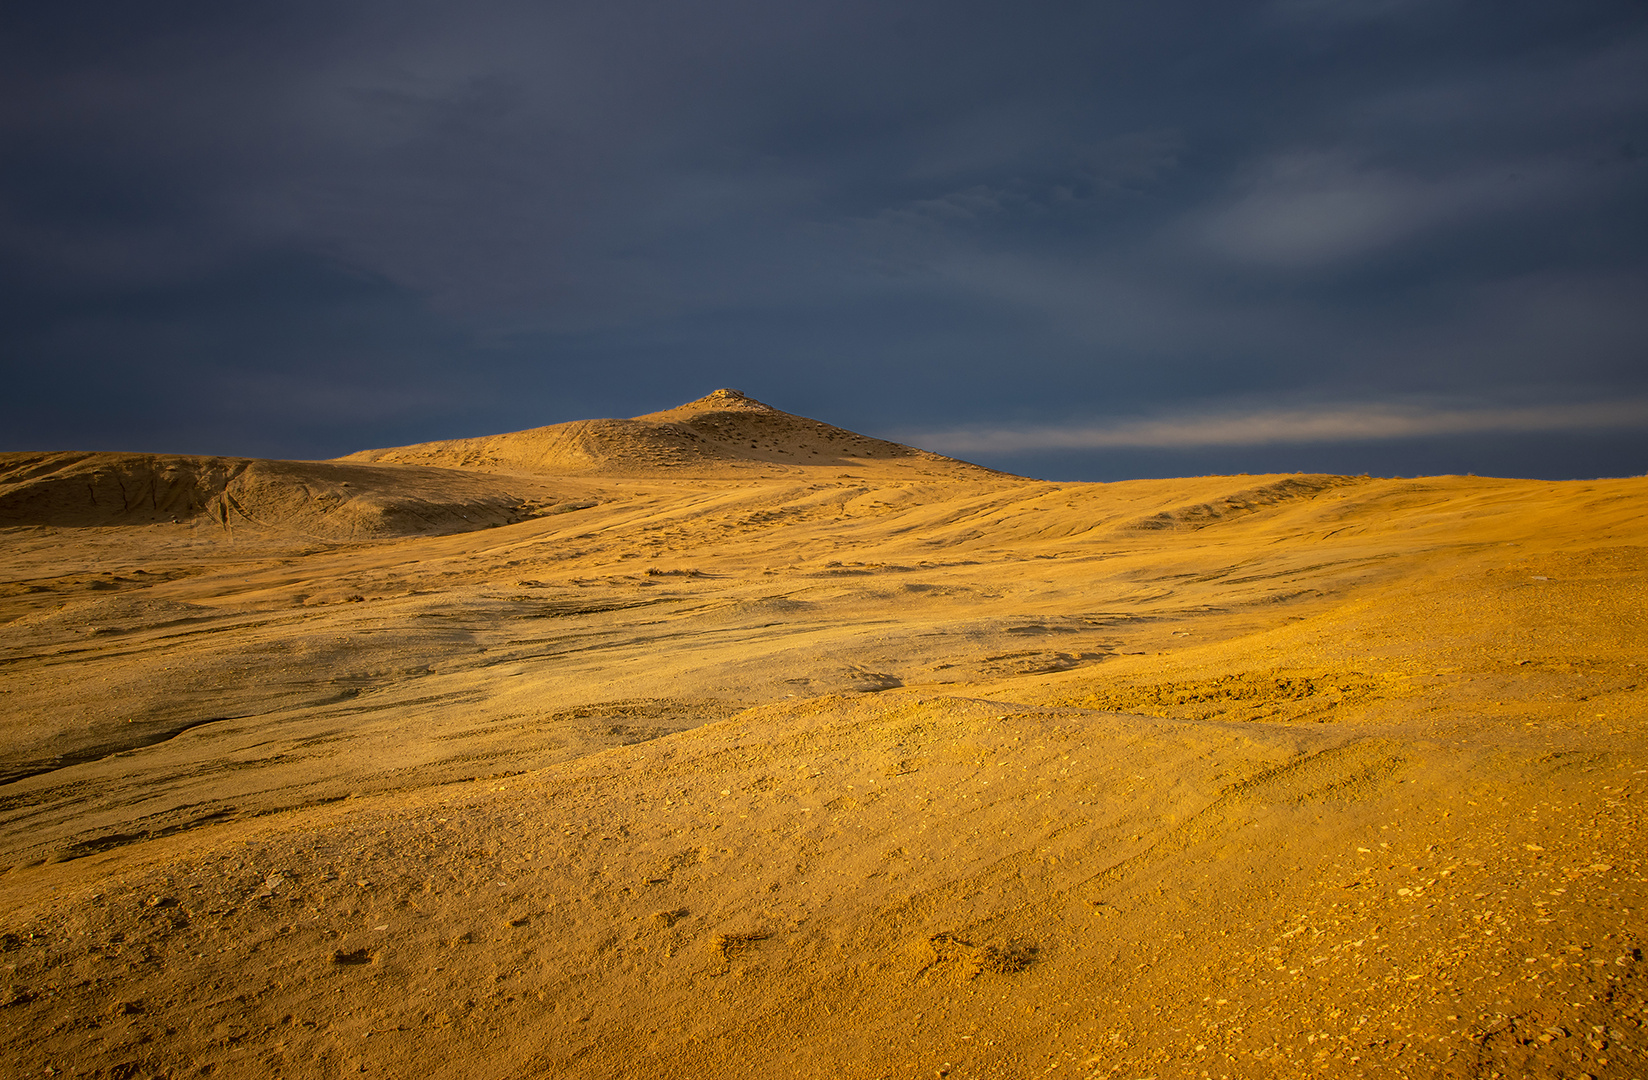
1, 392, 1643, 1078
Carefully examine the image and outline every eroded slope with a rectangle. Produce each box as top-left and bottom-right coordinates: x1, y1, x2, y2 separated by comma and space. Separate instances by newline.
0, 452, 573, 539
0, 462, 1644, 1079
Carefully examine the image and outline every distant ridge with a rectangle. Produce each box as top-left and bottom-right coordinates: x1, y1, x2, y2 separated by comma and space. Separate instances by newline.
0, 452, 549, 538
339, 389, 1007, 478
0, 391, 1010, 536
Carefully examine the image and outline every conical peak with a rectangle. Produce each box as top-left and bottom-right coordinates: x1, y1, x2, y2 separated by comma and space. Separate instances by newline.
343, 388, 1007, 478
633, 389, 778, 422
687, 388, 774, 411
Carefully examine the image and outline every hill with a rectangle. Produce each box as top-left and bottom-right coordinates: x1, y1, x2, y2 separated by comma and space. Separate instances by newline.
340, 388, 1004, 477
0, 392, 1002, 538
0, 398, 1644, 1079
0, 452, 574, 539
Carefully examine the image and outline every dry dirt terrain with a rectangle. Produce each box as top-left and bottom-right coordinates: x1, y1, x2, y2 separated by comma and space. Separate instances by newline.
1, 390, 1644, 1079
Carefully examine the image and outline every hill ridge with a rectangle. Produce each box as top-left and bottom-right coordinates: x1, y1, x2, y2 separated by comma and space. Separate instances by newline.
338, 388, 1007, 478
0, 451, 555, 538
0, 391, 1008, 535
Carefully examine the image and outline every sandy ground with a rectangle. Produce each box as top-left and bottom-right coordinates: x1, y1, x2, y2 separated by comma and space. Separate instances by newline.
1, 393, 1644, 1078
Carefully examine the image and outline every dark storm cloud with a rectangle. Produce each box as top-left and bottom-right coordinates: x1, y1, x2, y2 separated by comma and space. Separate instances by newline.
3, 0, 1645, 477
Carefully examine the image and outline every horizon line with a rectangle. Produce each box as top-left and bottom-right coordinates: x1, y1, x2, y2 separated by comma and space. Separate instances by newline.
897, 398, 1648, 454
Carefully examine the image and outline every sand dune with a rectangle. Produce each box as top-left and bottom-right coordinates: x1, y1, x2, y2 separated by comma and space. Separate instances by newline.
0, 394, 1644, 1079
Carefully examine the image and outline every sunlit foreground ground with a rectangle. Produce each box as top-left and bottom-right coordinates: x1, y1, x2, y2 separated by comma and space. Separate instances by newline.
1, 393, 1644, 1078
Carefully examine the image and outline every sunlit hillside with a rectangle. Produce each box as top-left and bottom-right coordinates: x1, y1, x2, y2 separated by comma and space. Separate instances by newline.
2, 393, 1644, 1079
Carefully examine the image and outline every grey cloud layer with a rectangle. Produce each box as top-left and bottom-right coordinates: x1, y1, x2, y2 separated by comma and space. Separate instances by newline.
906, 399, 1648, 453
2, 0, 1645, 477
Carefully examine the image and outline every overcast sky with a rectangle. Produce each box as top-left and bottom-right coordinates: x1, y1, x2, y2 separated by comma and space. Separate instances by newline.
4, 0, 1645, 479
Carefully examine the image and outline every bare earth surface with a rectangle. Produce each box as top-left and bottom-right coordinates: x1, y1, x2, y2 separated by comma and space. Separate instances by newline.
1, 391, 1644, 1079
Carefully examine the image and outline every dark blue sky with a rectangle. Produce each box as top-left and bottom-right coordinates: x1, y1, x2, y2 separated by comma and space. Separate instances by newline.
4, 0, 1646, 479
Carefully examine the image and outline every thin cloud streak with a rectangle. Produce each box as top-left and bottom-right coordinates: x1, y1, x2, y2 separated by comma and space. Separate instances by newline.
906, 399, 1648, 453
